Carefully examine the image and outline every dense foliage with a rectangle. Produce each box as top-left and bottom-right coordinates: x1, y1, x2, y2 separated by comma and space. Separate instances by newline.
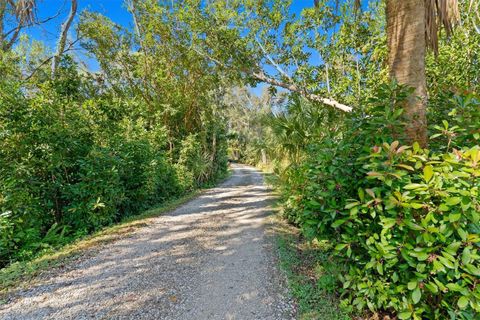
340, 143, 479, 319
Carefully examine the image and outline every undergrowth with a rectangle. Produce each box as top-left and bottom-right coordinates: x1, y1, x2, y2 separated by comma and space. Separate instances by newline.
273, 208, 350, 320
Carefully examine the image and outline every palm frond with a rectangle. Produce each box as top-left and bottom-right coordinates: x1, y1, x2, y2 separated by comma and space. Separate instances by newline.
425, 0, 460, 54
468, 0, 480, 33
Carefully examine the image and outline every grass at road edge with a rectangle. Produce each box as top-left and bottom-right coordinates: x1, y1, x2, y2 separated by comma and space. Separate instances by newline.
0, 169, 232, 302
261, 169, 350, 320
272, 215, 351, 320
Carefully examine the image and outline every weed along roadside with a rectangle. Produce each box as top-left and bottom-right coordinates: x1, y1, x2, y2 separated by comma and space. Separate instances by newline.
259, 168, 349, 320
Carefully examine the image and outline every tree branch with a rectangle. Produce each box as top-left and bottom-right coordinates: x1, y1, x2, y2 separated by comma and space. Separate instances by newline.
51, 0, 77, 78
252, 70, 352, 112
3, 5, 64, 39
254, 37, 292, 82
3, 16, 24, 51
24, 37, 80, 81
190, 45, 352, 112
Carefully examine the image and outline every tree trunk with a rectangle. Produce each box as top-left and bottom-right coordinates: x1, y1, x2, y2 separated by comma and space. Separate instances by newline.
261, 149, 267, 165
386, 0, 428, 146
0, 1, 6, 46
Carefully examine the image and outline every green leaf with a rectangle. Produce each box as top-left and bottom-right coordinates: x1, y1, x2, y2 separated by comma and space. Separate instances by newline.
392, 272, 399, 282
404, 183, 427, 190
445, 242, 462, 255
457, 296, 469, 310
457, 228, 468, 241
413, 142, 420, 152
416, 263, 426, 273
381, 217, 396, 229
425, 282, 438, 294
434, 278, 447, 291
407, 281, 417, 290
405, 220, 424, 231
433, 260, 446, 274
410, 202, 424, 209
449, 213, 461, 222
439, 204, 450, 212
346, 246, 352, 257
465, 263, 480, 276
344, 201, 360, 209
412, 288, 421, 304
445, 197, 461, 206
396, 164, 414, 171
438, 256, 455, 269
423, 165, 434, 182
414, 251, 428, 261
461, 248, 471, 265
398, 312, 412, 320
446, 283, 463, 292
358, 188, 365, 202
308, 199, 321, 207
376, 263, 383, 275
331, 218, 347, 228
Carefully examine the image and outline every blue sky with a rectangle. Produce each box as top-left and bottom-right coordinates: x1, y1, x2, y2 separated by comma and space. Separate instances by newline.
22, 0, 129, 70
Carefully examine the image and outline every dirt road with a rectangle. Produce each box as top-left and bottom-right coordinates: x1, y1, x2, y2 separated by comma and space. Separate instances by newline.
0, 164, 294, 319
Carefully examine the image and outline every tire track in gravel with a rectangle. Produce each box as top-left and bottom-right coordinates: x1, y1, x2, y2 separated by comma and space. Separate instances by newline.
0, 164, 295, 320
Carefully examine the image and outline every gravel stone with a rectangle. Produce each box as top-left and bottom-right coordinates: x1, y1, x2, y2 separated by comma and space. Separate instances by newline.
0, 164, 295, 320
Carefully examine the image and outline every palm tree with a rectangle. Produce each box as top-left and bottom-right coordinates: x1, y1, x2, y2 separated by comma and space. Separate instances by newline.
385, 0, 459, 146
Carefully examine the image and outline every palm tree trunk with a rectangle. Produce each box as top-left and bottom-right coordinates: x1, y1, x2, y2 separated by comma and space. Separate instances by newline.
386, 0, 428, 146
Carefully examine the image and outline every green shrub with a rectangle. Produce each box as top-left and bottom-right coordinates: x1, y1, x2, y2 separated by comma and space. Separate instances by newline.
429, 92, 480, 151
63, 146, 124, 232
336, 142, 479, 319
277, 84, 480, 319
281, 82, 409, 237
281, 137, 365, 239
175, 134, 209, 190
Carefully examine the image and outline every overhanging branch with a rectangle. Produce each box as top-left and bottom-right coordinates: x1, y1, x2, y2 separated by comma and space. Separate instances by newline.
252, 70, 352, 112
189, 45, 352, 112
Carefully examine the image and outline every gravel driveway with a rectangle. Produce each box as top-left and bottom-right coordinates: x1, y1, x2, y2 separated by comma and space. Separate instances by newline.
0, 164, 295, 320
